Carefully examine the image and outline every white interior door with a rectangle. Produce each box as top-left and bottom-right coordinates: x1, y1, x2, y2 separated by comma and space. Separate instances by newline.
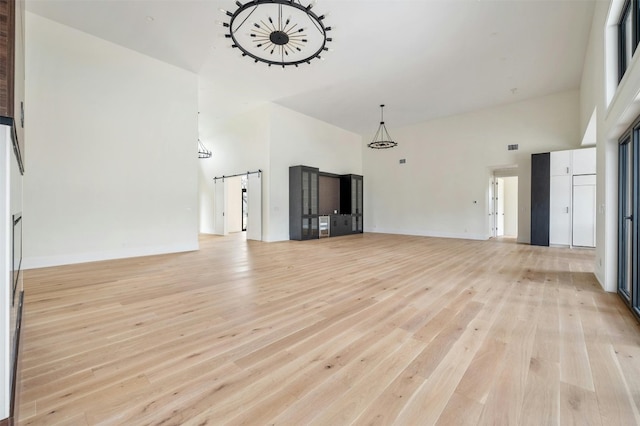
502, 176, 518, 237
496, 178, 505, 237
214, 179, 227, 236
550, 174, 571, 245
246, 172, 262, 241
489, 178, 496, 237
225, 177, 243, 233
572, 174, 596, 247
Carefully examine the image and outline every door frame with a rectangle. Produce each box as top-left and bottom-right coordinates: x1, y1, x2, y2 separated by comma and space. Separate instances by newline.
242, 187, 247, 232
488, 166, 518, 239
618, 120, 640, 320
214, 178, 227, 236
246, 171, 262, 241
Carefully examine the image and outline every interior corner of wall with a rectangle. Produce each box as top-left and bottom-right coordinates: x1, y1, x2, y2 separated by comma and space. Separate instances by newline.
594, 268, 609, 292
581, 107, 598, 146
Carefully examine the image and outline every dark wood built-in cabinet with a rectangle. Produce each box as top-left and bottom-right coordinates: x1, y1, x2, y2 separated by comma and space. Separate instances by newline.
0, 0, 24, 173
0, 0, 15, 119
289, 166, 363, 240
330, 215, 352, 237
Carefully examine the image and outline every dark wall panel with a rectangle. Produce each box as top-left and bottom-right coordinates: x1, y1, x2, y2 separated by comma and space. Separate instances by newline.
319, 175, 340, 215
531, 152, 550, 246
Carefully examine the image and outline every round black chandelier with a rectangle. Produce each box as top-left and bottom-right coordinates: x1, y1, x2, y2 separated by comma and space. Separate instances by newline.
368, 105, 398, 149
221, 0, 332, 68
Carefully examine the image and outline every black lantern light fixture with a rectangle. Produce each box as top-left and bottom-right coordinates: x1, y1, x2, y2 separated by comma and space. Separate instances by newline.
368, 104, 397, 149
220, 0, 332, 68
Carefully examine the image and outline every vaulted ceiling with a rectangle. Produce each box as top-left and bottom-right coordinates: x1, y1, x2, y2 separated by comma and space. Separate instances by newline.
27, 0, 595, 134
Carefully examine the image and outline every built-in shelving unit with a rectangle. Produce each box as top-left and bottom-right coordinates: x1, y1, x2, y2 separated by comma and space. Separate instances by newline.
289, 165, 363, 240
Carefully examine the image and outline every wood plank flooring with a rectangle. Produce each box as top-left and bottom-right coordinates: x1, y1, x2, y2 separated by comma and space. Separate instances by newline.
17, 233, 640, 425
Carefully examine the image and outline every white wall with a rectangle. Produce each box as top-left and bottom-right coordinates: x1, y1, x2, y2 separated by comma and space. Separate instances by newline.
364, 90, 581, 242
578, 0, 640, 291
579, 0, 612, 289
198, 104, 270, 234
23, 13, 199, 268
503, 176, 518, 237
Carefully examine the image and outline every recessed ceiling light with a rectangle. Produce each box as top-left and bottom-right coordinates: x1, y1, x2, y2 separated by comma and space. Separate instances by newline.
146, 16, 155, 22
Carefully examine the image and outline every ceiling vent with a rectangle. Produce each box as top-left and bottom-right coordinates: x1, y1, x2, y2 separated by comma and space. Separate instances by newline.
507, 144, 519, 151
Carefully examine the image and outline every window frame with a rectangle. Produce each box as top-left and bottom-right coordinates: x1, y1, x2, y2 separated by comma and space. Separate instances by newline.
619, 0, 640, 82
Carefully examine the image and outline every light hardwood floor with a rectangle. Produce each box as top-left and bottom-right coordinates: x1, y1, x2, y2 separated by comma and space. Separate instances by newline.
18, 233, 640, 425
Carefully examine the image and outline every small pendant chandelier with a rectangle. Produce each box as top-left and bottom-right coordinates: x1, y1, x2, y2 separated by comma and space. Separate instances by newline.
368, 104, 397, 149
198, 139, 212, 159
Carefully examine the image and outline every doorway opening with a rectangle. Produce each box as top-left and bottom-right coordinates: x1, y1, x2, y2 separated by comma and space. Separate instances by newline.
213, 170, 263, 240
242, 176, 248, 232
489, 168, 518, 240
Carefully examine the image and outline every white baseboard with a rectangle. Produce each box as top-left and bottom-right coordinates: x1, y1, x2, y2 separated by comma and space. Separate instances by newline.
364, 227, 489, 241
594, 269, 615, 293
22, 242, 199, 270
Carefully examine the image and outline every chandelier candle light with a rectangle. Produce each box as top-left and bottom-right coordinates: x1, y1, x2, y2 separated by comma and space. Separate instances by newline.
221, 0, 332, 68
368, 104, 398, 149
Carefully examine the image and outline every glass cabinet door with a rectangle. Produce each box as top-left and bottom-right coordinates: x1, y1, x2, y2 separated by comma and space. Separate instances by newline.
301, 167, 319, 239
290, 165, 320, 240
357, 177, 363, 232
351, 176, 357, 213
357, 177, 363, 214
310, 217, 319, 238
302, 170, 310, 215
311, 172, 318, 215
350, 176, 363, 233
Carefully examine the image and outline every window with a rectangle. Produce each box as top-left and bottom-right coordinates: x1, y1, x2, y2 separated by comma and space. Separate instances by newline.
619, 0, 640, 82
